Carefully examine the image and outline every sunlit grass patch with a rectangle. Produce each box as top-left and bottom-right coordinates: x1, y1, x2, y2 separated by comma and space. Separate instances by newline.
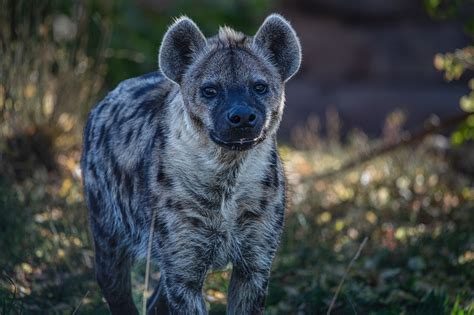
1, 133, 473, 313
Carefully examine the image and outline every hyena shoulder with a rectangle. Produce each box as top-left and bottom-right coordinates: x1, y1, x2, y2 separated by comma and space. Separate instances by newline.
82, 72, 174, 171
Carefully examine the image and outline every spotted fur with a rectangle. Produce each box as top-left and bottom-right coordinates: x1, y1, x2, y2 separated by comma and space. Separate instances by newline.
81, 14, 301, 315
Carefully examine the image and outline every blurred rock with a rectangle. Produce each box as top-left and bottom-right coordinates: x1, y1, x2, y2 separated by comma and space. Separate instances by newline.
285, 0, 420, 18
280, 81, 466, 138
3, 125, 58, 181
276, 2, 469, 141
447, 143, 474, 177
53, 14, 77, 42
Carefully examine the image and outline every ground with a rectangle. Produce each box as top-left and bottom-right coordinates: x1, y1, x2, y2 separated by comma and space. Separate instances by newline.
1, 131, 473, 314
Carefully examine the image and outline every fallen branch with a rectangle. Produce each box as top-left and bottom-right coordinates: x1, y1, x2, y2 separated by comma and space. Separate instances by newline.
72, 290, 90, 315
314, 112, 470, 180
326, 236, 368, 315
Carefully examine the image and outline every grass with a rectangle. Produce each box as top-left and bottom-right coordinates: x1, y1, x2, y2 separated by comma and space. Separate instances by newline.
0, 128, 473, 314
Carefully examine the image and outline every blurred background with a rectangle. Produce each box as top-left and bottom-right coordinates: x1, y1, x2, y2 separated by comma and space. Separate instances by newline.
0, 0, 473, 314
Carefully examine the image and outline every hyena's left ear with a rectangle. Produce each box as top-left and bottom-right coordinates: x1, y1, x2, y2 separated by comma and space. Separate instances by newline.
253, 14, 302, 82
159, 16, 207, 84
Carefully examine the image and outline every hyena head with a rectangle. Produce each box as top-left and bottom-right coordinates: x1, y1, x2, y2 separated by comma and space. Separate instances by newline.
159, 14, 301, 151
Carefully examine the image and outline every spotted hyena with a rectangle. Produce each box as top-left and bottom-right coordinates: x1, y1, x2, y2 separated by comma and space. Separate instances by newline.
81, 14, 301, 315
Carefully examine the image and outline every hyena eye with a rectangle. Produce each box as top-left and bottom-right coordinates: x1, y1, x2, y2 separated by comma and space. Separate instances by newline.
253, 83, 268, 94
202, 86, 218, 98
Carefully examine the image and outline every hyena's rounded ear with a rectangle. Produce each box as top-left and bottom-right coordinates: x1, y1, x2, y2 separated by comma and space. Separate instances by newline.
253, 14, 302, 82
159, 17, 207, 84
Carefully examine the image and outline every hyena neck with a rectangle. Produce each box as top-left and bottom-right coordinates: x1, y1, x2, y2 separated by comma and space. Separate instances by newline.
164, 90, 275, 189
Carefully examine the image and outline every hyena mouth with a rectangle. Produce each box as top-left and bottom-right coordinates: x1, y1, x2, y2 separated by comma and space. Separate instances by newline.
210, 133, 264, 151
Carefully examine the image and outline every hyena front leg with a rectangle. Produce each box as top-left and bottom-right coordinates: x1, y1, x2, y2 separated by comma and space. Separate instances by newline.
88, 191, 138, 315
227, 263, 272, 315
228, 208, 284, 314
149, 213, 212, 315
156, 251, 209, 314
147, 276, 170, 315
93, 236, 138, 315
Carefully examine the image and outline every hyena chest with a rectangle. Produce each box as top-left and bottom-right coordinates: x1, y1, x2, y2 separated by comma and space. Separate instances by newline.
191, 188, 256, 271
205, 183, 267, 270
198, 199, 240, 271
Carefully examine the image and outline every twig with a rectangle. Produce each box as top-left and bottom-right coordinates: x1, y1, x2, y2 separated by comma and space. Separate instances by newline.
314, 112, 470, 180
72, 290, 90, 315
326, 237, 368, 315
142, 209, 157, 315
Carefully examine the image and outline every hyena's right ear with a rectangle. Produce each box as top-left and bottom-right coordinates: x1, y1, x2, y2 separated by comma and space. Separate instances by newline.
159, 17, 207, 84
253, 14, 302, 82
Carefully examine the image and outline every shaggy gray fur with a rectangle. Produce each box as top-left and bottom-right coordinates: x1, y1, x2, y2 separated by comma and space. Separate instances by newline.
81, 14, 301, 315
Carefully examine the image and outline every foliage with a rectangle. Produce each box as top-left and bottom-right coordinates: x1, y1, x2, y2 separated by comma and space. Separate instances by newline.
104, 0, 272, 87
0, 181, 29, 268
424, 0, 474, 144
1, 129, 473, 314
0, 0, 111, 182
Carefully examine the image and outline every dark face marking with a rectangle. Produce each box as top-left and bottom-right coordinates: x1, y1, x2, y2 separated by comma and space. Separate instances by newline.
181, 46, 282, 151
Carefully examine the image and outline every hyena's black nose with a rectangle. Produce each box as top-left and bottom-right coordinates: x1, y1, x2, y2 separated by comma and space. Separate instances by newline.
227, 106, 257, 128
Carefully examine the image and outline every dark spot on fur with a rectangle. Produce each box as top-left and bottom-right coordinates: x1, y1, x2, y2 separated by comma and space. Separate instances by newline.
120, 206, 132, 235
123, 173, 134, 196
159, 132, 167, 151
157, 163, 173, 187
97, 125, 107, 146
187, 189, 219, 210
184, 216, 204, 228
274, 205, 285, 228
112, 159, 122, 186
132, 84, 154, 99
125, 130, 134, 145
261, 174, 272, 188
269, 149, 280, 188
111, 105, 124, 125
94, 101, 108, 116
237, 210, 262, 225
118, 106, 142, 125
108, 237, 117, 248
269, 148, 278, 164
155, 216, 169, 241
173, 201, 184, 211
88, 190, 101, 215
141, 99, 158, 115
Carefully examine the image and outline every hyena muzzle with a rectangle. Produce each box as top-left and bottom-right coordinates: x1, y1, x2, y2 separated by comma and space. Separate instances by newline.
81, 14, 301, 315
